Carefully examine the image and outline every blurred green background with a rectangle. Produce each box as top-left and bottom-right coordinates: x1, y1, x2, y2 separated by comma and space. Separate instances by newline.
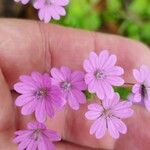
0, 0, 150, 45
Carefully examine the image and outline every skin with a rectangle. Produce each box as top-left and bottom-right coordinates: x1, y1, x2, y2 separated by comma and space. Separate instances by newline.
0, 19, 150, 150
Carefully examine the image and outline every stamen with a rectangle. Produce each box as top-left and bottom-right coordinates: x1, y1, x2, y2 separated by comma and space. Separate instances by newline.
60, 81, 71, 91
94, 70, 105, 79
103, 109, 110, 117
35, 88, 48, 99
31, 129, 41, 141
141, 84, 147, 98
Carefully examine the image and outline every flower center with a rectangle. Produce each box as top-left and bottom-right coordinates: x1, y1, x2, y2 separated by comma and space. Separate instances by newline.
45, 0, 52, 4
31, 129, 41, 141
141, 84, 147, 98
103, 109, 111, 117
60, 81, 71, 91
94, 70, 105, 80
35, 88, 48, 99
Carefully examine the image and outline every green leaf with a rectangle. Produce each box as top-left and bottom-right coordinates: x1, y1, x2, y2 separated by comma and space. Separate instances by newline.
107, 0, 122, 12
52, 0, 101, 31
141, 22, 150, 44
84, 90, 95, 102
114, 87, 132, 100
129, 0, 149, 15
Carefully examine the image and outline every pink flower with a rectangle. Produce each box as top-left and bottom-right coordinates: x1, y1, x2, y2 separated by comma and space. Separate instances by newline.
85, 93, 133, 139
14, 72, 64, 122
51, 66, 87, 110
132, 65, 150, 111
14, 0, 30, 4
83, 50, 124, 100
33, 0, 69, 23
13, 122, 61, 150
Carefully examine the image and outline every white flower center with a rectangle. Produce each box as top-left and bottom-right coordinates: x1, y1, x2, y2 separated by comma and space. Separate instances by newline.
94, 70, 105, 80
60, 81, 71, 91
35, 88, 48, 99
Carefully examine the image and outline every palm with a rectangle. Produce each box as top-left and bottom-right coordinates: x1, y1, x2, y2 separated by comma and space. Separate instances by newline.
0, 19, 150, 150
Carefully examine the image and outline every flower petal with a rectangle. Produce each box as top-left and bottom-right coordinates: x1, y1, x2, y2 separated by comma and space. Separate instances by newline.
67, 92, 79, 110
45, 101, 54, 118
15, 95, 35, 106
93, 117, 106, 139
102, 54, 117, 70
71, 71, 85, 82
133, 93, 142, 102
133, 69, 142, 82
89, 52, 99, 69
60, 66, 71, 80
106, 76, 124, 86
43, 130, 61, 141
51, 67, 64, 82
71, 89, 86, 104
107, 117, 119, 139
21, 100, 37, 115
85, 111, 101, 120
35, 101, 46, 122
102, 81, 114, 99
106, 66, 124, 76
98, 50, 109, 68
83, 59, 94, 73
132, 83, 141, 93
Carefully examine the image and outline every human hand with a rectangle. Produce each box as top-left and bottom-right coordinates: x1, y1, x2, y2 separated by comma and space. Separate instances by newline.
0, 19, 150, 150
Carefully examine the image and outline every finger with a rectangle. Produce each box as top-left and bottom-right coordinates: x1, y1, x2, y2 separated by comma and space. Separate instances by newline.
0, 19, 150, 86
115, 105, 150, 149
56, 141, 100, 150
0, 68, 16, 148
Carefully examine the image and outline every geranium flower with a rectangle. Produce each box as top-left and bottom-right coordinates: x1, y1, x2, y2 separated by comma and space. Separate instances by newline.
14, 72, 64, 122
83, 50, 124, 100
14, 122, 61, 150
85, 93, 133, 139
33, 0, 69, 23
132, 65, 150, 111
51, 66, 87, 110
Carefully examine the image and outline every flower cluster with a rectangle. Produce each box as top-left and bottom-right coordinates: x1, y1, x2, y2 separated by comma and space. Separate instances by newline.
13, 50, 150, 149
14, 67, 86, 149
14, 0, 69, 23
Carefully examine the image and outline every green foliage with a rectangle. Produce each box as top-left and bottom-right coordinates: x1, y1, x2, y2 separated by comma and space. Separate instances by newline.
53, 0, 101, 31
84, 86, 131, 102
84, 90, 95, 102
53, 0, 150, 45
114, 87, 132, 100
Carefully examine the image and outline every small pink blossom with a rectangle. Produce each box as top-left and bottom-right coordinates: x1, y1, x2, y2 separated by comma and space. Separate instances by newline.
33, 0, 69, 23
14, 72, 64, 122
13, 122, 61, 150
85, 93, 133, 139
14, 0, 30, 4
132, 65, 150, 111
51, 66, 87, 110
83, 50, 124, 100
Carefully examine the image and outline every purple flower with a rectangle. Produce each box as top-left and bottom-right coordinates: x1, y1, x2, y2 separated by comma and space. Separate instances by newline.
132, 65, 150, 111
33, 0, 69, 23
13, 122, 61, 150
83, 50, 124, 100
14, 72, 64, 122
51, 66, 87, 110
85, 93, 133, 139
14, 0, 30, 4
